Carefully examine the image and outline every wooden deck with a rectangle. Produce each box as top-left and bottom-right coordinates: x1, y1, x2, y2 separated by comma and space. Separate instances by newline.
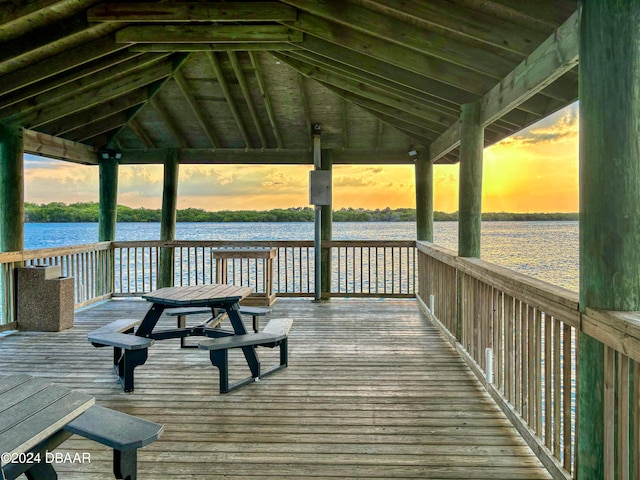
0, 298, 552, 479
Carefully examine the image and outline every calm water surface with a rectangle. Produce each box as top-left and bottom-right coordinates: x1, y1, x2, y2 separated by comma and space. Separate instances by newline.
25, 221, 578, 291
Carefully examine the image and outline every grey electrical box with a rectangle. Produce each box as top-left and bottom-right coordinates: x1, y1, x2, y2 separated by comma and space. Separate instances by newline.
309, 170, 332, 205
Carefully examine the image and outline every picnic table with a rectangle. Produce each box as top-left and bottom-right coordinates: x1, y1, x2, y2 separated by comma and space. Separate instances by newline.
0, 374, 162, 479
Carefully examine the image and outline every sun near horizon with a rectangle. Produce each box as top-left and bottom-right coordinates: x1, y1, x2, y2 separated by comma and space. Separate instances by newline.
23, 104, 579, 215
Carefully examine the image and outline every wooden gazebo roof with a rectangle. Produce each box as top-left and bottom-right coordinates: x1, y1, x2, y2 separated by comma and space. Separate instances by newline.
0, 0, 578, 166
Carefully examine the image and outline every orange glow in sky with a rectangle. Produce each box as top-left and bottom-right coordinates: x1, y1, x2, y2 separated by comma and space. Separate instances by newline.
24, 104, 579, 213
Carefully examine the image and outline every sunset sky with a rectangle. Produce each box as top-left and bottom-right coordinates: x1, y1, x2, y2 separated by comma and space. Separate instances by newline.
23, 102, 579, 214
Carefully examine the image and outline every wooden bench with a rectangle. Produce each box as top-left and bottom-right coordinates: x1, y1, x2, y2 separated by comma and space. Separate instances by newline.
65, 405, 163, 480
198, 318, 293, 393
166, 306, 271, 348
88, 319, 153, 392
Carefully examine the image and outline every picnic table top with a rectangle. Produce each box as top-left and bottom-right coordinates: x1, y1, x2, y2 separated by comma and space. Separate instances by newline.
142, 284, 254, 307
0, 374, 95, 465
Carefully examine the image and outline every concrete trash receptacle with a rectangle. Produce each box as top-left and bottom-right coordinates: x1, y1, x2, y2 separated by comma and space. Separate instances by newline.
17, 265, 74, 331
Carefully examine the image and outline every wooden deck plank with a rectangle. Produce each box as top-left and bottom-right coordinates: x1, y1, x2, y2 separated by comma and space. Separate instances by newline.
0, 299, 552, 479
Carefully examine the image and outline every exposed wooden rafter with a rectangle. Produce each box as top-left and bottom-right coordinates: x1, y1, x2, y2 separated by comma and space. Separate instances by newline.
116, 25, 303, 44
64, 112, 128, 143
130, 43, 301, 53
128, 117, 155, 148
228, 52, 269, 148
23, 129, 97, 165
88, 2, 298, 23
173, 70, 221, 148
207, 51, 253, 148
249, 52, 284, 149
150, 96, 189, 148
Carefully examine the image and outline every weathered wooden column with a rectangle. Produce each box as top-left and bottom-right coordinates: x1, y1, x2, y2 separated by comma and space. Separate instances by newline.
414, 149, 433, 242
98, 158, 118, 242
578, 1, 640, 477
458, 102, 484, 258
158, 149, 179, 289
0, 123, 24, 253
320, 148, 333, 299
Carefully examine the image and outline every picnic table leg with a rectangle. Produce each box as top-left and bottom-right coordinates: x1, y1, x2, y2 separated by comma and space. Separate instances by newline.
119, 349, 149, 393
114, 449, 137, 480
209, 349, 230, 393
24, 462, 57, 480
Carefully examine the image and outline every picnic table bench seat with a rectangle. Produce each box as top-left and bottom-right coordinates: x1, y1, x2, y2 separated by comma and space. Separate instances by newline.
198, 318, 293, 393
88, 319, 152, 393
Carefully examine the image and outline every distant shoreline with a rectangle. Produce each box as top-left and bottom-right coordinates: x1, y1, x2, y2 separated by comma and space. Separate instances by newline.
25, 202, 578, 223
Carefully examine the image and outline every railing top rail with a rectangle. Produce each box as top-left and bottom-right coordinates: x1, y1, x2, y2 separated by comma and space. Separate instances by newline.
111, 240, 417, 248
417, 240, 580, 325
583, 308, 640, 362
0, 242, 112, 263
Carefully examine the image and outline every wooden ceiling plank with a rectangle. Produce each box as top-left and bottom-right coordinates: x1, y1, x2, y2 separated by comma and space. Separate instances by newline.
299, 35, 476, 107
117, 148, 412, 165
23, 128, 97, 165
39, 89, 149, 137
280, 0, 518, 77
11, 61, 173, 128
64, 112, 128, 142
150, 96, 189, 148
288, 49, 459, 116
173, 70, 221, 148
275, 53, 455, 127
0, 53, 168, 118
0, 49, 144, 111
88, 2, 297, 22
341, 99, 349, 149
355, 0, 547, 56
207, 51, 253, 148
285, 13, 496, 94
129, 42, 301, 52
357, 106, 440, 141
128, 117, 155, 149
429, 10, 579, 163
0, 35, 128, 98
116, 25, 302, 44
376, 118, 384, 149
249, 52, 284, 149
228, 51, 269, 148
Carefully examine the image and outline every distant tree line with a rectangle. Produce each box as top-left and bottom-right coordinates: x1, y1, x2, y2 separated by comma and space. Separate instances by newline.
23, 202, 579, 223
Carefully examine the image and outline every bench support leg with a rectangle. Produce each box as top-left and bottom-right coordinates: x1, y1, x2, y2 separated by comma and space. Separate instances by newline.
114, 449, 137, 480
209, 350, 229, 393
114, 348, 149, 393
24, 462, 57, 480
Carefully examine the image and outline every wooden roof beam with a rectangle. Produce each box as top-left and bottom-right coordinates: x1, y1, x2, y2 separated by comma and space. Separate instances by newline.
280, 0, 518, 77
284, 13, 496, 94
117, 148, 414, 165
341, 99, 349, 148
207, 52, 253, 148
38, 89, 149, 137
376, 119, 384, 149
88, 2, 297, 22
287, 49, 459, 117
0, 53, 168, 118
297, 74, 312, 148
429, 10, 579, 162
23, 129, 97, 165
274, 53, 456, 128
228, 52, 269, 148
0, 35, 129, 99
249, 52, 284, 149
0, 49, 144, 111
8, 59, 173, 129
0, 15, 116, 75
150, 96, 189, 148
116, 25, 302, 44
130, 43, 301, 53
64, 112, 128, 142
173, 70, 221, 148
128, 117, 155, 148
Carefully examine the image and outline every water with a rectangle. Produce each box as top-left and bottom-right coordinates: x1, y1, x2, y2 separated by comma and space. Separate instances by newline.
24, 220, 579, 291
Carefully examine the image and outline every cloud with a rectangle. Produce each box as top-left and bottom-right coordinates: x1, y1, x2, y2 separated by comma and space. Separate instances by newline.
501, 102, 579, 147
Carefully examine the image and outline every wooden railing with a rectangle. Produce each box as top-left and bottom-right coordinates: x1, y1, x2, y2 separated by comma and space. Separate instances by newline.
0, 243, 112, 326
416, 241, 579, 479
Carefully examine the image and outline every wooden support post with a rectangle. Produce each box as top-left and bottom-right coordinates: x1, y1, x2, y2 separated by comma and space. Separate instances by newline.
98, 157, 118, 242
458, 102, 484, 258
0, 123, 24, 253
414, 149, 433, 242
158, 149, 179, 289
320, 148, 332, 299
578, 1, 640, 477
